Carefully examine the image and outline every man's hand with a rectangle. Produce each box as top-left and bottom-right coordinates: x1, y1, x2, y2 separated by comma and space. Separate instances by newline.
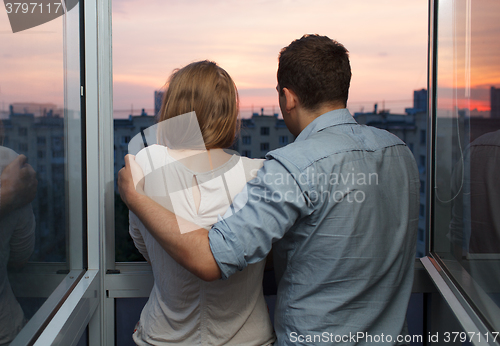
117, 154, 145, 211
0, 155, 37, 219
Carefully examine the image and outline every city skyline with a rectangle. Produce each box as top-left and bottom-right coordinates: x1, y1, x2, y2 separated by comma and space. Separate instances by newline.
3, 85, 497, 120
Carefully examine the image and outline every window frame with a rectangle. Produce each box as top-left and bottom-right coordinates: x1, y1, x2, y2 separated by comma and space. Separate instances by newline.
9, 1, 93, 344
424, 0, 500, 343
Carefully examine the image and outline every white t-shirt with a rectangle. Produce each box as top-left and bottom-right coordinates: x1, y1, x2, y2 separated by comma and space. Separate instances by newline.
129, 145, 275, 346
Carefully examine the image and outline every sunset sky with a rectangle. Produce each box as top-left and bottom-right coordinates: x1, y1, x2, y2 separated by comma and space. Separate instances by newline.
435, 0, 500, 113
112, 0, 429, 118
4, 0, 496, 119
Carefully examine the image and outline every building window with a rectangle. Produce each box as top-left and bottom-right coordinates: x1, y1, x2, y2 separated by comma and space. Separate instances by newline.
260, 127, 270, 135
420, 129, 426, 145
18, 127, 28, 136
122, 135, 131, 144
19, 143, 28, 152
38, 150, 45, 158
431, 0, 500, 334
38, 165, 46, 174
419, 204, 425, 217
52, 149, 64, 158
418, 228, 425, 242
260, 143, 269, 151
52, 163, 64, 178
242, 136, 251, 145
408, 143, 414, 153
420, 180, 425, 194
52, 136, 63, 149
242, 150, 251, 157
279, 136, 288, 145
419, 155, 426, 173
37, 136, 46, 145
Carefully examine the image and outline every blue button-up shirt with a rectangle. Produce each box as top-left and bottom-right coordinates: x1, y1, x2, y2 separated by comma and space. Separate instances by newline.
209, 109, 419, 345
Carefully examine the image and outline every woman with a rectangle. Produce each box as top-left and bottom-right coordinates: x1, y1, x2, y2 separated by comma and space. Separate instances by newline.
0, 124, 36, 345
129, 61, 275, 345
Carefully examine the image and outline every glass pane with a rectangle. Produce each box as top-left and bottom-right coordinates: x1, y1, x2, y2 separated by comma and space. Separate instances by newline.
0, 1, 84, 343
433, 0, 500, 332
112, 1, 428, 262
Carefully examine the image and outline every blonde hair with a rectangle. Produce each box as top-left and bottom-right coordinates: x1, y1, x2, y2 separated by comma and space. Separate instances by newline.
158, 60, 239, 149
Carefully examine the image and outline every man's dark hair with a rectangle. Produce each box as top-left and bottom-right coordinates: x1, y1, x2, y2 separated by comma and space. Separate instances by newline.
277, 34, 351, 110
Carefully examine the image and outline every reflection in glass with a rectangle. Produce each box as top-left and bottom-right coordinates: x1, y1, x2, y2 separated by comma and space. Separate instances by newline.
433, 0, 500, 332
0, 1, 83, 342
0, 147, 36, 344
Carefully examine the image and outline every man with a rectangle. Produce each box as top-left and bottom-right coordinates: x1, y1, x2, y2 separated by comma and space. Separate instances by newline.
119, 34, 419, 345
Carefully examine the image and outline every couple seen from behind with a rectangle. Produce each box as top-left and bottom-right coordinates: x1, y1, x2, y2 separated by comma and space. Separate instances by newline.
118, 34, 419, 346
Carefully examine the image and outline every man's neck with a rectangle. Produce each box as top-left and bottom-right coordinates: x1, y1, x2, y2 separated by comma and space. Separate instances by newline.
296, 103, 346, 134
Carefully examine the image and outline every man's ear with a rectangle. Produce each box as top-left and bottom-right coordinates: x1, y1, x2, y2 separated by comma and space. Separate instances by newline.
283, 88, 298, 112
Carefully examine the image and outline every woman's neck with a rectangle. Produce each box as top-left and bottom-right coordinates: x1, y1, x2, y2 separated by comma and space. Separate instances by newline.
166, 148, 233, 173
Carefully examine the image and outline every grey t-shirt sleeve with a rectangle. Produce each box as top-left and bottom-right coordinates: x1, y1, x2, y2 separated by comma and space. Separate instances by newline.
9, 205, 35, 263
128, 211, 151, 263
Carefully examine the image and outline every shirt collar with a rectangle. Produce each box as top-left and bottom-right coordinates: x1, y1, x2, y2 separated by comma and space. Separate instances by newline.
294, 108, 357, 142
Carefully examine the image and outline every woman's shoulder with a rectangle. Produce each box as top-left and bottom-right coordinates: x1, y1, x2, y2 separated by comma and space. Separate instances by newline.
235, 156, 265, 181
135, 145, 168, 173
238, 156, 264, 168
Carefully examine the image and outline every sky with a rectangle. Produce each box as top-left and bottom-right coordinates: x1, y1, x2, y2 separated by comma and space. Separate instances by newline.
434, 0, 500, 113
112, 0, 429, 118
1, 0, 430, 118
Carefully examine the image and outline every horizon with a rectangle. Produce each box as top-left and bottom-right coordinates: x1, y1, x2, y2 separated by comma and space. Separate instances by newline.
2, 1, 497, 120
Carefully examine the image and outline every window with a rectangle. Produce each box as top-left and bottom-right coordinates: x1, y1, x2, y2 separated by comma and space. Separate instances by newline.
279, 136, 288, 145
420, 180, 425, 194
420, 129, 426, 145
418, 228, 424, 242
18, 127, 27, 136
52, 149, 64, 158
260, 127, 269, 135
260, 142, 269, 151
430, 0, 500, 335
242, 136, 251, 145
52, 136, 63, 149
109, 2, 431, 345
419, 155, 426, 173
0, 0, 87, 343
122, 135, 131, 144
408, 143, 414, 153
419, 204, 425, 217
